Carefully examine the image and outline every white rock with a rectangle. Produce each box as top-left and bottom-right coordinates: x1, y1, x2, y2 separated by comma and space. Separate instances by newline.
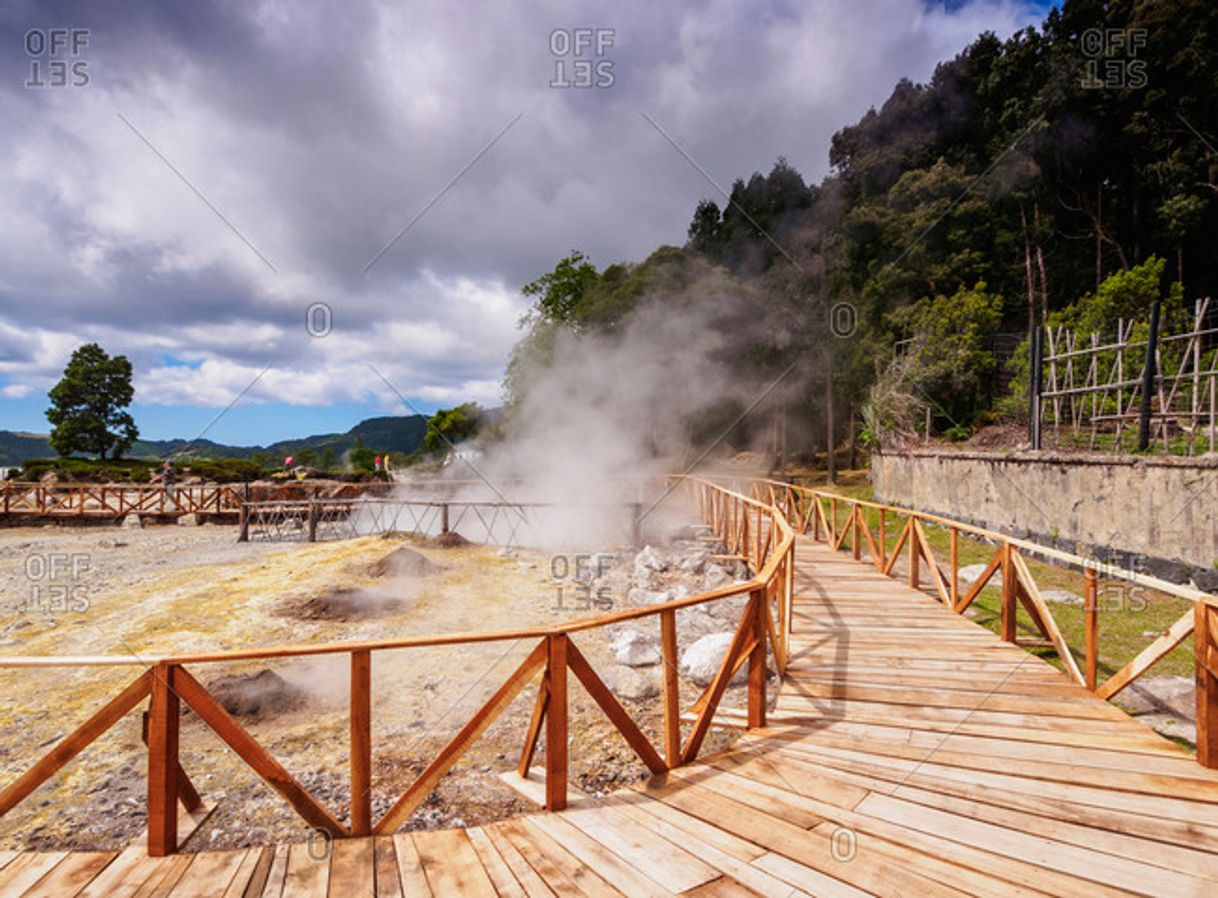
677, 548, 711, 575
701, 563, 732, 589
496, 546, 517, 559
957, 563, 1001, 588
1042, 589, 1082, 606
634, 545, 667, 575
680, 632, 747, 687
177, 513, 199, 526
121, 513, 143, 529
627, 587, 660, 606
608, 629, 660, 667
604, 666, 660, 701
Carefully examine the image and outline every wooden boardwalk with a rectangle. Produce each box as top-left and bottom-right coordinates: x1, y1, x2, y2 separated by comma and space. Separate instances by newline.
4, 537, 1218, 896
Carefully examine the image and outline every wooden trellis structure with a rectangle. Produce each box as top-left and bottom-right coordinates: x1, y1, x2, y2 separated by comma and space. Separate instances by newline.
1037, 297, 1218, 453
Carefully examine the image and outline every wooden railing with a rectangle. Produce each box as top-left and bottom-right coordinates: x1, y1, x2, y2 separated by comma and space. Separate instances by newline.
238, 497, 645, 546
0, 480, 394, 519
0, 478, 794, 855
744, 476, 1218, 767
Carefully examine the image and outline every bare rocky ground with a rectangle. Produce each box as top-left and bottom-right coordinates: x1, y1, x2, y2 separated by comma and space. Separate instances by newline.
0, 520, 758, 852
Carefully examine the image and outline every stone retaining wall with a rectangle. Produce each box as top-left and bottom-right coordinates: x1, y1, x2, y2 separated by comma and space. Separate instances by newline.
870, 449, 1218, 590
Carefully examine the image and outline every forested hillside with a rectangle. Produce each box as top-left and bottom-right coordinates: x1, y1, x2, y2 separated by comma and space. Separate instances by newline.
507, 0, 1217, 459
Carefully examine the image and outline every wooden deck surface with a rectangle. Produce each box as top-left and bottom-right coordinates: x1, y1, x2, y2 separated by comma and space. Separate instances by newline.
4, 537, 1217, 896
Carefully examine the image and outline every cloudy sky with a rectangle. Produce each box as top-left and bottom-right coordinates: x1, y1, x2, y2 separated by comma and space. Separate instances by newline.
0, 0, 1049, 444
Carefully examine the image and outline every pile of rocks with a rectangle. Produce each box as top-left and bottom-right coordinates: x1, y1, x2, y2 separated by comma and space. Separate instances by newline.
597, 538, 755, 702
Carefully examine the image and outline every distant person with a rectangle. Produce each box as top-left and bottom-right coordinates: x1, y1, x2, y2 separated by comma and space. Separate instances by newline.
161, 458, 176, 504
374, 455, 382, 473
284, 455, 294, 471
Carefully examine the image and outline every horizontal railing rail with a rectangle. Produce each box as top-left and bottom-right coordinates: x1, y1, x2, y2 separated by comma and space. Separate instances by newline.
0, 480, 395, 518
0, 477, 795, 855
237, 497, 646, 545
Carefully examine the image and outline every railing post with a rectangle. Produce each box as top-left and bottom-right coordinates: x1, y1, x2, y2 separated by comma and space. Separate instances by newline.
830, 497, 837, 544
350, 650, 372, 835
1000, 543, 1016, 642
877, 509, 885, 570
1197, 601, 1217, 768
238, 502, 250, 542
441, 503, 450, 534
851, 504, 861, 561
908, 518, 920, 589
1084, 568, 1098, 691
545, 634, 569, 810
949, 527, 959, 609
748, 590, 767, 729
813, 496, 821, 541
660, 609, 681, 767
147, 663, 180, 857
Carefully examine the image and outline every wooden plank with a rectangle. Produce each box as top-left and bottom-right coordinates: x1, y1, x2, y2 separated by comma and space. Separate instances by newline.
328, 838, 374, 898
0, 854, 68, 898
913, 519, 951, 604
545, 635, 569, 812
350, 650, 373, 836
412, 829, 498, 898
0, 670, 151, 817
376, 640, 548, 832
76, 846, 168, 898
525, 813, 672, 896
232, 846, 275, 898
566, 640, 665, 775
660, 609, 681, 767
173, 666, 346, 837
683, 594, 757, 763
1199, 600, 1218, 768
280, 842, 330, 898
156, 850, 248, 898
371, 838, 403, 898
535, 787, 719, 893
498, 818, 620, 898
1010, 549, 1084, 684
954, 546, 1002, 613
483, 824, 559, 898
20, 851, 115, 897
1096, 607, 1194, 700
258, 844, 290, 898
466, 827, 528, 898
518, 676, 549, 778
391, 833, 433, 897
147, 664, 180, 857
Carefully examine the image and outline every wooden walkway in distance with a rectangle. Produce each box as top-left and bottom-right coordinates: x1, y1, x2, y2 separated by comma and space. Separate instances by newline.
4, 537, 1218, 896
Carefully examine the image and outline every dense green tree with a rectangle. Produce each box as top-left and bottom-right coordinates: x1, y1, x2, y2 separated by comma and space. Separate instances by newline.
423, 403, 482, 453
46, 344, 139, 459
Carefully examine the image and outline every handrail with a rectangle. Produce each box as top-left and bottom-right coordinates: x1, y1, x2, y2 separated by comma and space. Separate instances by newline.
0, 477, 797, 854
742, 474, 1217, 768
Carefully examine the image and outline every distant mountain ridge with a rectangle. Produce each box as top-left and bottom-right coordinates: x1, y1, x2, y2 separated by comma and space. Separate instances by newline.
0, 414, 432, 466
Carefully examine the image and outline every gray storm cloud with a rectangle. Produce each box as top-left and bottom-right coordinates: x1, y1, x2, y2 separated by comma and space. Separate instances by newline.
0, 0, 1041, 411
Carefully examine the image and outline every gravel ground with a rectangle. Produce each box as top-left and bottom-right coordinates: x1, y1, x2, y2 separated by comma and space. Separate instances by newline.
0, 521, 760, 852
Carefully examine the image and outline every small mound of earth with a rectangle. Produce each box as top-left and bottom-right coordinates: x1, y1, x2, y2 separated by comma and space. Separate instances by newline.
366, 546, 443, 578
423, 531, 472, 549
205, 669, 307, 720
280, 586, 407, 621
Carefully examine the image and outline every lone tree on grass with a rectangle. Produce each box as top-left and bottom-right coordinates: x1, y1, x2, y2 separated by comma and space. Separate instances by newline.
46, 343, 139, 459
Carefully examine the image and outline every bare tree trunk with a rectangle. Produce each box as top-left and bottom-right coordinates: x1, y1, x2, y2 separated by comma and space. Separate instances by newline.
825, 353, 836, 486
1034, 202, 1049, 323
848, 403, 858, 470
1021, 204, 1036, 333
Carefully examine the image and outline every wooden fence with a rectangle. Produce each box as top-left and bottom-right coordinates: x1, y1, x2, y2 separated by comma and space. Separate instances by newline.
746, 476, 1218, 766
0, 480, 393, 520
0, 478, 793, 855
1037, 297, 1218, 453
